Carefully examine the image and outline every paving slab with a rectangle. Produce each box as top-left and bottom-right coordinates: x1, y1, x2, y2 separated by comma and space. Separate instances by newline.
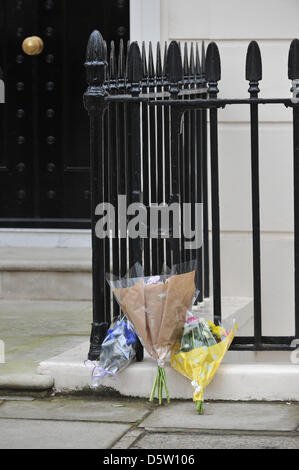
112, 428, 145, 449
0, 397, 152, 423
0, 300, 91, 390
0, 418, 129, 449
132, 432, 299, 449
141, 402, 299, 432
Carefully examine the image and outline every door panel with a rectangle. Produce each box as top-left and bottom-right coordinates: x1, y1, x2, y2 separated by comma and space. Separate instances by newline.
0, 0, 129, 227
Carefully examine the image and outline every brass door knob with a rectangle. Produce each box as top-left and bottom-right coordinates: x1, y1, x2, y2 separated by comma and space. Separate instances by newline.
22, 36, 44, 56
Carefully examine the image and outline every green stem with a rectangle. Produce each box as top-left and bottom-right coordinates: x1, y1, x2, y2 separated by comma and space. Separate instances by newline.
149, 369, 159, 403
149, 366, 171, 405
196, 400, 204, 415
161, 367, 170, 403
160, 368, 164, 405
158, 369, 162, 405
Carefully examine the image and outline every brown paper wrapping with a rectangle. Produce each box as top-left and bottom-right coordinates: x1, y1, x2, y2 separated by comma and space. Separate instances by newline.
156, 271, 195, 363
113, 270, 195, 366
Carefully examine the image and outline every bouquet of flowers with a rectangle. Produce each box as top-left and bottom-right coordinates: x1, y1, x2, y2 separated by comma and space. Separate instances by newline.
171, 313, 237, 414
110, 264, 196, 405
85, 319, 137, 388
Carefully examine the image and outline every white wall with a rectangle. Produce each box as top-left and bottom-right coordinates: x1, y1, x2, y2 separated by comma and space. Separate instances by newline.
130, 0, 161, 44
160, 0, 298, 336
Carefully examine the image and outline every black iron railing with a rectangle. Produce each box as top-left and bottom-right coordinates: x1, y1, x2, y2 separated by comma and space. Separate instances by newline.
84, 30, 299, 359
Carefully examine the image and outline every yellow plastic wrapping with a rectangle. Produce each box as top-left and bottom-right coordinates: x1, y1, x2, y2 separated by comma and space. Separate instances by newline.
171, 322, 238, 402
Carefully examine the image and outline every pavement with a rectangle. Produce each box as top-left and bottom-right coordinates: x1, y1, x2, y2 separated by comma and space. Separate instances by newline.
0, 299, 91, 390
0, 396, 298, 449
1, 299, 299, 449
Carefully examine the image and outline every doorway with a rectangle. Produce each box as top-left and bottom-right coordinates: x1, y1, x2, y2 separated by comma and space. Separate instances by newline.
0, 0, 130, 228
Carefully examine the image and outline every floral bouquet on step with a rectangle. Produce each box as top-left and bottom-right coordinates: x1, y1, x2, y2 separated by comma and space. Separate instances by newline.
85, 318, 137, 388
109, 262, 196, 405
171, 313, 237, 414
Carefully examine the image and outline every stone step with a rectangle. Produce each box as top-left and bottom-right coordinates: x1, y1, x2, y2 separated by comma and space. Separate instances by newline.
38, 340, 299, 401
0, 248, 92, 301
0, 372, 54, 392
37, 297, 299, 401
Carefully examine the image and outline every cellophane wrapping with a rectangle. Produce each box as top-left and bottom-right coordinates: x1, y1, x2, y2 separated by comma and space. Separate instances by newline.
171, 312, 238, 414
88, 319, 137, 388
108, 262, 196, 404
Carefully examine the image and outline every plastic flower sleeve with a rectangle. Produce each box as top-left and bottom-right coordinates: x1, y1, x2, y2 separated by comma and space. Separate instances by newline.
108, 262, 196, 405
86, 318, 137, 389
171, 312, 238, 414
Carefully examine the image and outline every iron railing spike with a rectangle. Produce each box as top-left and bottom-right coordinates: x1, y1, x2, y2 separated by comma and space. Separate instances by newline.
148, 41, 155, 78
85, 30, 107, 87
165, 40, 183, 93
142, 41, 148, 78
109, 40, 116, 80
163, 41, 168, 77
125, 40, 130, 79
86, 30, 106, 63
103, 40, 108, 62
127, 41, 143, 93
190, 42, 195, 76
183, 42, 189, 76
288, 38, 299, 80
156, 42, 162, 77
195, 42, 201, 76
205, 41, 221, 83
201, 40, 206, 75
118, 38, 125, 79
246, 40, 262, 83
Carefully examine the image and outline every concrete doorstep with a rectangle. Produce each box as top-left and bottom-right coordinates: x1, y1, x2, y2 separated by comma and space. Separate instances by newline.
1, 297, 299, 402
38, 340, 299, 401
37, 297, 299, 401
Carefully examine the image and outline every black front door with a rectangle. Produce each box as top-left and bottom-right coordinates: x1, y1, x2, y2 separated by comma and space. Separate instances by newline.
0, 0, 129, 228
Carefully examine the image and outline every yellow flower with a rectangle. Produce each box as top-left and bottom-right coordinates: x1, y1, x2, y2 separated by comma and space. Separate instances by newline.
208, 322, 226, 339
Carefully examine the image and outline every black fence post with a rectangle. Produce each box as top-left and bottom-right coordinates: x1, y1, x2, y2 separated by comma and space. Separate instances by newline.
199, 42, 210, 300
127, 41, 144, 362
141, 42, 151, 276
84, 30, 109, 360
109, 41, 121, 321
195, 42, 206, 302
163, 42, 172, 269
289, 39, 299, 340
206, 42, 222, 323
246, 40, 263, 348
127, 42, 143, 268
156, 42, 165, 274
166, 41, 183, 266
117, 39, 128, 279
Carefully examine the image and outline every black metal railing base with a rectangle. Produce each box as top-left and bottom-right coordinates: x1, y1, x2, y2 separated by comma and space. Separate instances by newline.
88, 322, 109, 361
